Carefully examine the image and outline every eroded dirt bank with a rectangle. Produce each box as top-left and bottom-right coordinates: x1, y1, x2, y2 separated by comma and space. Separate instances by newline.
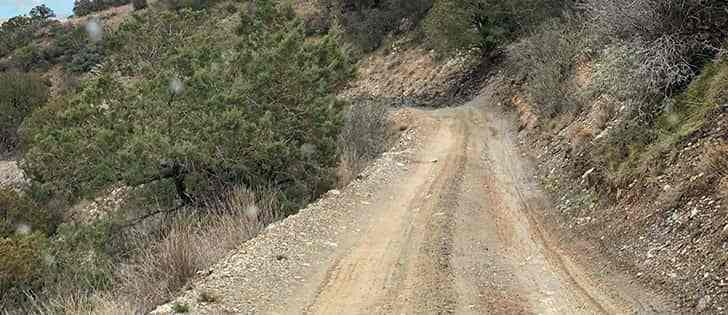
155, 94, 678, 314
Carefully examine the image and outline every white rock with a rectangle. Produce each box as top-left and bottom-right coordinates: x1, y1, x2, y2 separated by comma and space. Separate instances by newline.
581, 168, 595, 179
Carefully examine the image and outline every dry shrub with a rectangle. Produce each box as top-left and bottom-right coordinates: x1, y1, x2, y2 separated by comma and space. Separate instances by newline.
320, 0, 432, 53
589, 39, 694, 112
336, 149, 362, 188
112, 186, 279, 312
337, 98, 392, 187
132, 0, 147, 10
0, 72, 48, 154
508, 18, 587, 117
580, 0, 727, 48
582, 0, 727, 115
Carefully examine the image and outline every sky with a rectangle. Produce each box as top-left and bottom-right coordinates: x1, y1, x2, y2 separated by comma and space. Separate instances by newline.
0, 0, 74, 20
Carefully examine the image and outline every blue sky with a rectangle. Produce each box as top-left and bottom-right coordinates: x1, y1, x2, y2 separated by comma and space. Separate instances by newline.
0, 0, 74, 19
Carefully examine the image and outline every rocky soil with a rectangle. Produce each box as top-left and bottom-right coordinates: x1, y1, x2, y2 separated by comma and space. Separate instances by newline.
0, 160, 24, 189
508, 71, 728, 313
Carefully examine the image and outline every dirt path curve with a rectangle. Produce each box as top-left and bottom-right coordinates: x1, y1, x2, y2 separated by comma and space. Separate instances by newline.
297, 103, 615, 315
157, 97, 674, 314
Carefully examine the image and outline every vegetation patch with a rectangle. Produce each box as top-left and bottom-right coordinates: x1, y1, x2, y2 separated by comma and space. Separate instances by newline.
0, 72, 49, 154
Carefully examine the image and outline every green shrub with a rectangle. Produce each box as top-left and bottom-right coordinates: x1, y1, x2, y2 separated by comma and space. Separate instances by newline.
106, 9, 209, 75
425, 0, 563, 55
45, 221, 114, 293
0, 187, 50, 237
45, 23, 107, 73
0, 219, 114, 313
591, 57, 728, 190
171, 302, 189, 313
0, 72, 49, 153
22, 1, 355, 211
320, 0, 432, 53
67, 44, 105, 73
656, 59, 726, 138
0, 232, 49, 309
0, 6, 53, 59
132, 0, 148, 10
161, 0, 212, 11
29, 4, 55, 20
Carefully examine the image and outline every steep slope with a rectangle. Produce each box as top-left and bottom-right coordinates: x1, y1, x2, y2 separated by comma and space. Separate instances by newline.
510, 57, 728, 313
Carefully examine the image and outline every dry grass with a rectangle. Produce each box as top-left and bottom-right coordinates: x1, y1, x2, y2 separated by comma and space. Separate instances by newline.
21, 186, 281, 314
510, 95, 538, 130
570, 125, 594, 148
20, 291, 136, 315
112, 186, 279, 312
336, 148, 371, 188
196, 290, 219, 303
337, 98, 393, 187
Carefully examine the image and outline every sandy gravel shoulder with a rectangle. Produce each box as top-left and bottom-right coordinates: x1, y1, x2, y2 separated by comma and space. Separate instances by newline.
152, 108, 436, 314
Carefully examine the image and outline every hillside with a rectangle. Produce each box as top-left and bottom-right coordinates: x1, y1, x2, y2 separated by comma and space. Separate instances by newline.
1, 0, 727, 314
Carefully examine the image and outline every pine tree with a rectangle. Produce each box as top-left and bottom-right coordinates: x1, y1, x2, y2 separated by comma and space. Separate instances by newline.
22, 1, 355, 210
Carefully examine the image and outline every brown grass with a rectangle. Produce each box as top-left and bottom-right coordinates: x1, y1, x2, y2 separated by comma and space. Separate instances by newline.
22, 186, 280, 314
336, 148, 367, 188
570, 125, 594, 148
112, 186, 279, 312
511, 95, 538, 130
337, 99, 393, 187
26, 291, 137, 315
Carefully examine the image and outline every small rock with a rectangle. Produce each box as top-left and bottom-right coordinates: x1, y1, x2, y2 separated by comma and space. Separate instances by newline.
581, 168, 595, 179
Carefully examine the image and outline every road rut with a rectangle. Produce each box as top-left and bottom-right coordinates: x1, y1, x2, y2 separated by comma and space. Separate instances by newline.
158, 97, 673, 314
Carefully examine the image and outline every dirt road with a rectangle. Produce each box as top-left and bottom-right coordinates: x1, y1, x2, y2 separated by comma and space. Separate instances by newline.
158, 97, 674, 314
